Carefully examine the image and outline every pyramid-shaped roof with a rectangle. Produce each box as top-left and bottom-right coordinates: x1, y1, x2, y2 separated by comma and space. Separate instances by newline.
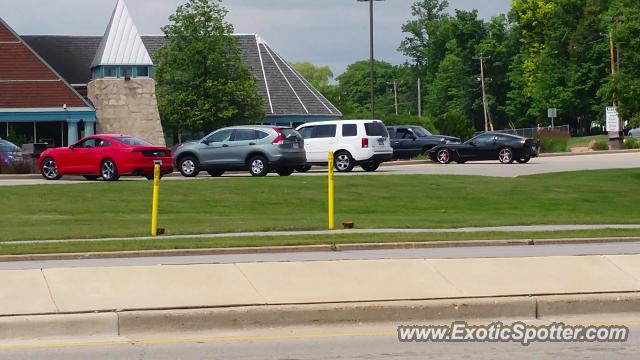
0, 17, 91, 109
91, 0, 152, 68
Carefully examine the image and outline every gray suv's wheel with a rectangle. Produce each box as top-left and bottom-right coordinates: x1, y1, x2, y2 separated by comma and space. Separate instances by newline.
249, 155, 270, 177
179, 156, 200, 177
334, 151, 354, 172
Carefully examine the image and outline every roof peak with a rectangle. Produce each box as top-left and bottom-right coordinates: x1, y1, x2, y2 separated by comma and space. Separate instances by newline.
91, 0, 152, 68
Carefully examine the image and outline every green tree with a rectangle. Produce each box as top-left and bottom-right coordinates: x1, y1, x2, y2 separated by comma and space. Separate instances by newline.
155, 0, 263, 136
335, 60, 397, 116
292, 62, 334, 89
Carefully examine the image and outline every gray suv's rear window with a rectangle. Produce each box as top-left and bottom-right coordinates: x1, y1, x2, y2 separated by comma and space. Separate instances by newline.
364, 122, 388, 137
232, 129, 269, 141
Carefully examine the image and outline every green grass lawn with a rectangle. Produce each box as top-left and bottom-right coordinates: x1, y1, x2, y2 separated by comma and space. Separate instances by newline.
0, 169, 639, 243
567, 135, 608, 149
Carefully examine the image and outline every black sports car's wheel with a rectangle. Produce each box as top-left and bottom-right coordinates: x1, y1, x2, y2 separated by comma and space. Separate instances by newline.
361, 162, 380, 172
249, 155, 270, 177
276, 168, 295, 176
436, 149, 451, 164
498, 147, 515, 164
334, 151, 355, 172
516, 156, 531, 164
207, 170, 225, 177
179, 156, 200, 177
41, 157, 62, 180
100, 158, 120, 181
295, 165, 312, 172
83, 175, 99, 180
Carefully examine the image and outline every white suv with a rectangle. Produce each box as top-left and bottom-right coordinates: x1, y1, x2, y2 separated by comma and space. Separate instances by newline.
296, 120, 393, 172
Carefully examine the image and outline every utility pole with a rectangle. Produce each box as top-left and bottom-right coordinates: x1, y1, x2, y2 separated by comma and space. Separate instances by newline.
479, 54, 489, 132
609, 30, 617, 107
393, 80, 398, 116
417, 78, 422, 117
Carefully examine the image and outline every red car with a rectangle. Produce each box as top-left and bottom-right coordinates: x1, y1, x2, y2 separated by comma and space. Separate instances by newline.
39, 134, 173, 181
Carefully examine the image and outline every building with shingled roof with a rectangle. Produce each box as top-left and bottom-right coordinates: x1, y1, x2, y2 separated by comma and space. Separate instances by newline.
1, 0, 341, 146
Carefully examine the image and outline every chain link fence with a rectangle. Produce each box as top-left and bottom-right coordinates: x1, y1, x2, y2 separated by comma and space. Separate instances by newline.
497, 125, 570, 139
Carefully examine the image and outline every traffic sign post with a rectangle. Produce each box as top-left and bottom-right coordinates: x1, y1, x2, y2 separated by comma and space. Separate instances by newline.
547, 108, 557, 128
606, 106, 624, 149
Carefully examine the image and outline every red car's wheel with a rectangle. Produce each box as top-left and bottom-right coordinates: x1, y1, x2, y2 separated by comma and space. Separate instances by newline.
41, 157, 62, 180
100, 158, 120, 181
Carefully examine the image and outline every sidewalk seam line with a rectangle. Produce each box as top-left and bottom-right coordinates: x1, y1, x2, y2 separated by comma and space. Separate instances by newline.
601, 255, 640, 286
233, 264, 268, 305
40, 269, 60, 313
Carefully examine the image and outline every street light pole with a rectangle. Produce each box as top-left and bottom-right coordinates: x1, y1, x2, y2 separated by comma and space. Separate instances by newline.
358, 0, 384, 120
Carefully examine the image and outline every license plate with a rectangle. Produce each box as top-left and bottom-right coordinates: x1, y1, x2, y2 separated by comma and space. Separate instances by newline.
293, 143, 299, 148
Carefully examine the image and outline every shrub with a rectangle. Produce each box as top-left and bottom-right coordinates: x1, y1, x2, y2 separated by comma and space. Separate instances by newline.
539, 138, 568, 153
590, 139, 609, 151
0, 158, 32, 174
624, 137, 640, 149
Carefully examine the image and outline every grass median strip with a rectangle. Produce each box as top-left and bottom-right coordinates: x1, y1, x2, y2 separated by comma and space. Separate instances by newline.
1, 229, 640, 256
0, 169, 638, 242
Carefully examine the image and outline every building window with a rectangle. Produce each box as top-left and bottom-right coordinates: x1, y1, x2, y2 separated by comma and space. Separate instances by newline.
119, 66, 133, 78
103, 66, 116, 78
136, 66, 149, 77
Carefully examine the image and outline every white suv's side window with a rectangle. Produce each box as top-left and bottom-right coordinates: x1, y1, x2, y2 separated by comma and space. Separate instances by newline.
314, 125, 337, 138
298, 126, 315, 139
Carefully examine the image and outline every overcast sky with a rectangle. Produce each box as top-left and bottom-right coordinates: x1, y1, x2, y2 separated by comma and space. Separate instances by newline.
0, 0, 511, 76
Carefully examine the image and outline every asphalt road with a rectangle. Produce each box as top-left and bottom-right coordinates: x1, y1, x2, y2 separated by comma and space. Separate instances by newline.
1, 152, 638, 186
2, 317, 639, 359
3, 240, 640, 270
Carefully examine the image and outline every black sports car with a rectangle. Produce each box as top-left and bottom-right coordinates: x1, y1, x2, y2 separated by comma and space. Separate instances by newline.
428, 132, 540, 164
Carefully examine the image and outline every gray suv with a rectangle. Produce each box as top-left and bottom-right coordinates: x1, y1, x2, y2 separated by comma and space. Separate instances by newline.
173, 125, 306, 177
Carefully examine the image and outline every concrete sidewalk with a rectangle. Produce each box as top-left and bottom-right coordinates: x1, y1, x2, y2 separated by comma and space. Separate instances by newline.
1, 254, 640, 341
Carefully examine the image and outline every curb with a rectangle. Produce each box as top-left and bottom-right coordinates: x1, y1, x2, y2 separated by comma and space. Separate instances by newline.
539, 149, 640, 157
1, 150, 637, 180
2, 293, 639, 341
2, 237, 640, 262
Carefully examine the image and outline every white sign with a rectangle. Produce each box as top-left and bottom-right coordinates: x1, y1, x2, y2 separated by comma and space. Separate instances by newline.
547, 108, 557, 118
606, 107, 620, 132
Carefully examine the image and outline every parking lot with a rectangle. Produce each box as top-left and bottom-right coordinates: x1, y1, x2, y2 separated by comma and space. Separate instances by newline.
1, 151, 638, 186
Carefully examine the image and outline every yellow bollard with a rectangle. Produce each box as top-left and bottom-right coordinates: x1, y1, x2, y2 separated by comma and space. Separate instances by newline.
151, 161, 161, 236
328, 152, 335, 230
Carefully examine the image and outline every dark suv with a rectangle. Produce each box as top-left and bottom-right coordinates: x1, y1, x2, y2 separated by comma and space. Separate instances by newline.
386, 126, 460, 159
173, 125, 306, 177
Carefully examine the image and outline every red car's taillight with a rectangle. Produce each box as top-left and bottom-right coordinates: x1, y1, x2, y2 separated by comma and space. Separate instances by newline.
272, 128, 284, 145
361, 138, 369, 148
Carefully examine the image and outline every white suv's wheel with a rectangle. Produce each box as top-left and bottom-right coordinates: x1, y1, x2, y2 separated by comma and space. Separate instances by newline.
334, 151, 354, 172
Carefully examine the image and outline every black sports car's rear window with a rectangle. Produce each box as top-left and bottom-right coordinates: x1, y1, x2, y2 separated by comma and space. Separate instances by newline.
364, 122, 389, 137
